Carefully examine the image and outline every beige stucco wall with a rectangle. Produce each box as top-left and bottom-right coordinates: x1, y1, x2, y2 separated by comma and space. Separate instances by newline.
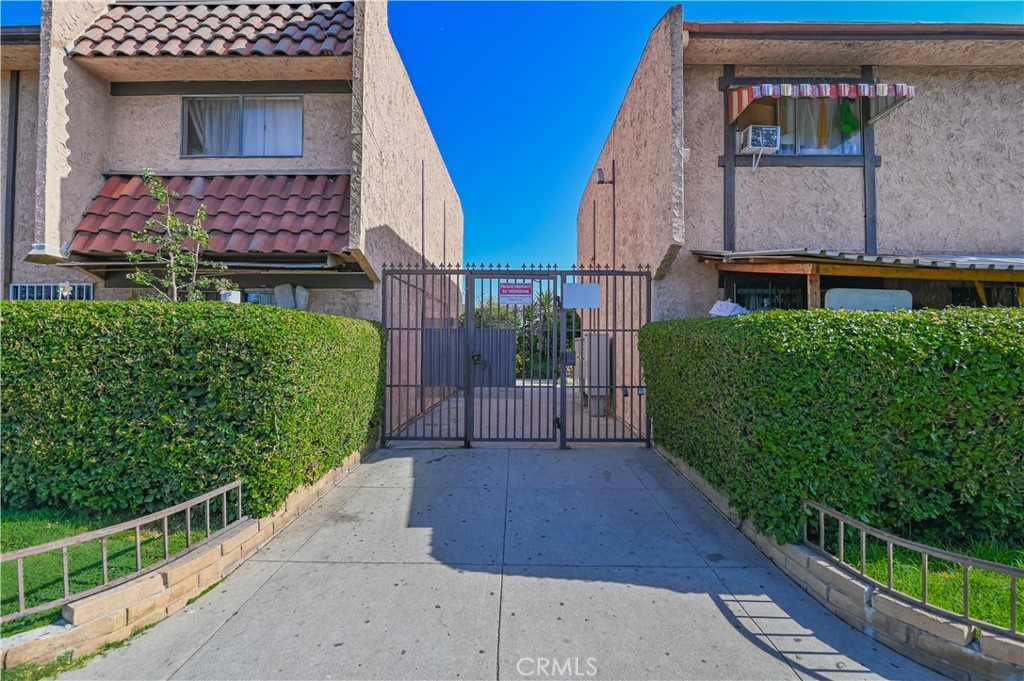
109, 93, 353, 173
576, 5, 684, 278
652, 64, 722, 320
351, 0, 463, 311
650, 58, 1024, 319
2, 68, 55, 289
306, 287, 379, 318
734, 167, 865, 251
685, 37, 1024, 68
350, 0, 462, 430
875, 65, 1024, 255
729, 65, 866, 253
35, 0, 113, 289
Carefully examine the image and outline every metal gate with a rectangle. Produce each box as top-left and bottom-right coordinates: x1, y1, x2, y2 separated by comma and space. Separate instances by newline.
382, 264, 651, 448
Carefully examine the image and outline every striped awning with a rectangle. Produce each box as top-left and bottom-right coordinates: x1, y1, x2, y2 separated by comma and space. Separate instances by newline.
728, 82, 916, 124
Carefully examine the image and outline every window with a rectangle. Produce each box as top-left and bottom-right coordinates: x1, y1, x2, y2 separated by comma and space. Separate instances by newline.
183, 95, 303, 157
244, 289, 277, 305
735, 96, 862, 156
723, 275, 805, 311
951, 284, 1020, 308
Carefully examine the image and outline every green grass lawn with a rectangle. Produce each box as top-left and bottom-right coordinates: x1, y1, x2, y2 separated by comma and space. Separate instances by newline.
0, 506, 231, 637
814, 521, 1023, 634
858, 540, 1024, 634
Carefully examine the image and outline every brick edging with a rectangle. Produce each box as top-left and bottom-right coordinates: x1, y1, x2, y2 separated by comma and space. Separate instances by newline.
0, 448, 368, 670
653, 445, 1024, 681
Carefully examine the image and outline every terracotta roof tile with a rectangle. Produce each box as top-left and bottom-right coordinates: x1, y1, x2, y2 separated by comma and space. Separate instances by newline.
69, 174, 351, 257
70, 2, 354, 58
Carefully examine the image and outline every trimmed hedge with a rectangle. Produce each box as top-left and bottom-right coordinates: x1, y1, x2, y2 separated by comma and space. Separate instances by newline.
1, 302, 385, 517
639, 308, 1024, 546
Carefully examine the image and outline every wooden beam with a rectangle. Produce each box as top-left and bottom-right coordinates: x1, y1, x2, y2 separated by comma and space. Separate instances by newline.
974, 281, 988, 306
714, 262, 817, 275
722, 65, 736, 251
1018, 286, 1024, 307
816, 263, 1024, 283
861, 66, 878, 254
807, 271, 822, 308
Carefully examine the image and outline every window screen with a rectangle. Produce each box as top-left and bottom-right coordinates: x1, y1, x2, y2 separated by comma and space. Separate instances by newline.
183, 95, 303, 157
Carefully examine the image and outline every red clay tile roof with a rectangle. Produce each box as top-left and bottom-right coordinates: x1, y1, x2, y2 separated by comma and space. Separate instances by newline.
70, 174, 351, 257
70, 2, 354, 58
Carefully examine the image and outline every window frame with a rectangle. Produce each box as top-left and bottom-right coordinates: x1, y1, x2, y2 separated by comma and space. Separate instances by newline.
243, 289, 277, 305
180, 93, 305, 159
734, 95, 864, 158
719, 72, 882, 171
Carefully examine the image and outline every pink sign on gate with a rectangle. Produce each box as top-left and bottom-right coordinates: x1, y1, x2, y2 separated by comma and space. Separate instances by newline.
498, 282, 534, 305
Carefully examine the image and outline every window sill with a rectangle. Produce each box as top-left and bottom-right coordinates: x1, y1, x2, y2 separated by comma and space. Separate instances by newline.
719, 155, 881, 168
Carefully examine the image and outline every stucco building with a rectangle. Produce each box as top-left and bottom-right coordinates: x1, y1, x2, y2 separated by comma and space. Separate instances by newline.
578, 6, 1024, 318
1, 0, 461, 320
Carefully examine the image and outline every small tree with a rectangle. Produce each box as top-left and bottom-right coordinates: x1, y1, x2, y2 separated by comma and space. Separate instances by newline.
126, 170, 235, 302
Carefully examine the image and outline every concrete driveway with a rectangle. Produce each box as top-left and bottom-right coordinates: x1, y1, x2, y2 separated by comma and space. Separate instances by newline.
65, 446, 942, 681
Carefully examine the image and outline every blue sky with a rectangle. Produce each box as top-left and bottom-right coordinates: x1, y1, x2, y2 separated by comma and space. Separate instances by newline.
2, 1, 1021, 267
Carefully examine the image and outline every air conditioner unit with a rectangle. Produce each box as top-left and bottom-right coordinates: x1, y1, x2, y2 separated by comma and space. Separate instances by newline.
738, 125, 780, 155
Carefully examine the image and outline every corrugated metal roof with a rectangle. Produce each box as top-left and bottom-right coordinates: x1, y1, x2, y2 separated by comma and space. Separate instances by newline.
70, 174, 350, 257
70, 2, 354, 58
692, 249, 1024, 271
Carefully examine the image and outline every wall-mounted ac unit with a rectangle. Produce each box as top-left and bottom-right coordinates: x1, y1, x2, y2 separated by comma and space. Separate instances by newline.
738, 125, 780, 155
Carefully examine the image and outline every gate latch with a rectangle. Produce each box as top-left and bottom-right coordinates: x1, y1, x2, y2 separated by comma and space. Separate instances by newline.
471, 353, 482, 363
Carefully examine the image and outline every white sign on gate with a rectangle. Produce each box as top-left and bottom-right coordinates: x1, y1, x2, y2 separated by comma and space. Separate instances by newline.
498, 282, 534, 305
563, 283, 600, 309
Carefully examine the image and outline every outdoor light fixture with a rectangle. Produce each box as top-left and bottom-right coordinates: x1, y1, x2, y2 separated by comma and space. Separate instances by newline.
598, 160, 618, 266
595, 161, 617, 267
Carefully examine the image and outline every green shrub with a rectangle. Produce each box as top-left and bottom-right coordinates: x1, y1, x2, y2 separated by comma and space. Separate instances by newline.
1, 301, 384, 517
638, 308, 1024, 546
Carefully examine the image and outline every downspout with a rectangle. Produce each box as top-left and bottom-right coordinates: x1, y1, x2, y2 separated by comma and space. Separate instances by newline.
3, 70, 20, 299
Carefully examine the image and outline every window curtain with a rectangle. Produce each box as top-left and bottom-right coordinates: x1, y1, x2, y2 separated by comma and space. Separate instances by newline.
241, 96, 303, 157
795, 99, 861, 155
186, 98, 240, 156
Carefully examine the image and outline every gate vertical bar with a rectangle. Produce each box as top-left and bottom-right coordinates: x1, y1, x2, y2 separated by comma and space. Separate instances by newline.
464, 271, 475, 448
559, 272, 569, 449
550, 274, 558, 441
380, 269, 389, 445
628, 271, 635, 438
499, 274, 507, 438
645, 268, 652, 447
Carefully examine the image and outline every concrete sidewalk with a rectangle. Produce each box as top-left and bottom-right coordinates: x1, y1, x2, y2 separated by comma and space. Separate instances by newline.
64, 447, 943, 680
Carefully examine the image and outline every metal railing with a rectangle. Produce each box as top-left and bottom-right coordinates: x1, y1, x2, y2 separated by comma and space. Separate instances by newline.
1, 481, 244, 624
804, 500, 1022, 640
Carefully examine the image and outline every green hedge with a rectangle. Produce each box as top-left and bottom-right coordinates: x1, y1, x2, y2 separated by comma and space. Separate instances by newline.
639, 308, 1024, 546
1, 302, 385, 517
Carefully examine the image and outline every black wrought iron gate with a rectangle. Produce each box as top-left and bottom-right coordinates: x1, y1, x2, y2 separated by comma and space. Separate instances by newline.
382, 264, 651, 448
